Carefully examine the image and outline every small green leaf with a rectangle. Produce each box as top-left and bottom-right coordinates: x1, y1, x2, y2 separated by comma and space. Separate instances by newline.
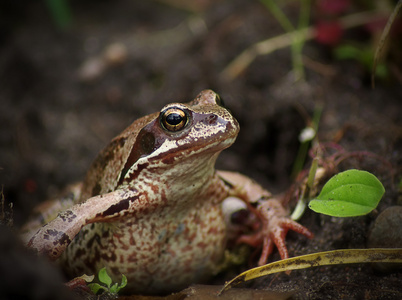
113, 275, 128, 293
45, 0, 72, 29
120, 274, 128, 289
109, 283, 118, 294
334, 44, 362, 60
88, 283, 107, 294
309, 169, 385, 217
98, 267, 112, 287
88, 268, 128, 295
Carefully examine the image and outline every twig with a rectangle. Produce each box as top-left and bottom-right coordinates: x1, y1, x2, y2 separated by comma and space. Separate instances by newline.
221, 11, 386, 81
372, 0, 402, 88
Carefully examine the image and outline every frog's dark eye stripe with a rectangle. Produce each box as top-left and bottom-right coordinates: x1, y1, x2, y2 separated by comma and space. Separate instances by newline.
160, 108, 188, 132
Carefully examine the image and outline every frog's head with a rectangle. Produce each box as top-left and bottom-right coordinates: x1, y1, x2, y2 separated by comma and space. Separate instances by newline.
119, 90, 239, 185
82, 90, 239, 198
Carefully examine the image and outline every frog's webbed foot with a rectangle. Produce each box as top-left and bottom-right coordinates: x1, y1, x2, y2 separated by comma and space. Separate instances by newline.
237, 199, 313, 266
217, 170, 313, 266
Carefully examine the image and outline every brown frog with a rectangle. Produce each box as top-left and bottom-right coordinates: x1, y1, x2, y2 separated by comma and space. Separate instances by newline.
24, 90, 312, 294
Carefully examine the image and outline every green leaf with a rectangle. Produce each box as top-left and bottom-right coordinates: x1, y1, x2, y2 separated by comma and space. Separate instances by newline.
120, 274, 128, 289
113, 275, 128, 293
309, 169, 385, 217
88, 283, 107, 294
334, 44, 362, 60
109, 283, 118, 294
88, 268, 128, 295
45, 0, 72, 29
98, 267, 112, 287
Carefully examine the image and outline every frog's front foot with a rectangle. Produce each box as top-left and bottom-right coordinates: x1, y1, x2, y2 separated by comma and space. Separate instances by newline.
237, 199, 313, 266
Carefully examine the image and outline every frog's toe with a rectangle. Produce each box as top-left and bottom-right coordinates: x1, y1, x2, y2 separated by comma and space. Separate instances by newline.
259, 217, 314, 265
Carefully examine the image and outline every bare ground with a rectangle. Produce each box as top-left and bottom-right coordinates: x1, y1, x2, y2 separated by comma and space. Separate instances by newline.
1, 1, 401, 299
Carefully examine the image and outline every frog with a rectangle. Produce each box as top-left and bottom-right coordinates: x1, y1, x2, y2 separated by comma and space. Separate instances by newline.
24, 90, 313, 294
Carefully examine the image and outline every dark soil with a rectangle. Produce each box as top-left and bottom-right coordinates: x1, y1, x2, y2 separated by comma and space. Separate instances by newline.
1, 1, 401, 299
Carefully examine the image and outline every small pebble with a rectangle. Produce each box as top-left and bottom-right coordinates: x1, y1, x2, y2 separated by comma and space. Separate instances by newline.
368, 206, 402, 272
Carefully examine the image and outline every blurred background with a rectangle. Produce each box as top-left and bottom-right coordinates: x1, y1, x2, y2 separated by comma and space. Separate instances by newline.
0, 0, 401, 298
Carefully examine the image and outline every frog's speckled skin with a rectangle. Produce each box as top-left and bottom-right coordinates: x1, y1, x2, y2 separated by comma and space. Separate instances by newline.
24, 90, 313, 294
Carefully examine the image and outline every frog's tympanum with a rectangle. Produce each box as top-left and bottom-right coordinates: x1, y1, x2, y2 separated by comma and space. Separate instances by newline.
23, 90, 312, 294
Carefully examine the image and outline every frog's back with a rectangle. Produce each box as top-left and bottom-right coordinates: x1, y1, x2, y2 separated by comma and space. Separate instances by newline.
21, 113, 157, 238
79, 112, 158, 202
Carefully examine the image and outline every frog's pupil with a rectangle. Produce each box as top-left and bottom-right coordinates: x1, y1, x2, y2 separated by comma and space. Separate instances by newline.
160, 107, 188, 132
166, 113, 182, 125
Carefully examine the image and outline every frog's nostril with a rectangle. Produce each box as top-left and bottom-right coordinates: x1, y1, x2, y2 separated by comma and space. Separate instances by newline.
207, 115, 218, 125
199, 114, 219, 126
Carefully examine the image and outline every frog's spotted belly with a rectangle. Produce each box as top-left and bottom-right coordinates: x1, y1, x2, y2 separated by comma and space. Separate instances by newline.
62, 203, 226, 293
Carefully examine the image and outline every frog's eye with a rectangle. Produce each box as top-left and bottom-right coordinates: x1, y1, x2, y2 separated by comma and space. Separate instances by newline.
160, 107, 189, 132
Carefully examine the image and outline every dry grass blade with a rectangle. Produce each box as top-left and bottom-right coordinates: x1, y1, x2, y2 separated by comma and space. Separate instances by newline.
219, 248, 402, 294
372, 0, 402, 88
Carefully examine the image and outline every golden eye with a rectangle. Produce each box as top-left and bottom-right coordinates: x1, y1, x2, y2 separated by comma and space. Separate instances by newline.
160, 108, 188, 132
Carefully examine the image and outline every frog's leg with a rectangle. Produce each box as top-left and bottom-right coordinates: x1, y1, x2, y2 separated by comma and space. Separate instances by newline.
217, 170, 313, 266
21, 183, 82, 242
26, 188, 141, 260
